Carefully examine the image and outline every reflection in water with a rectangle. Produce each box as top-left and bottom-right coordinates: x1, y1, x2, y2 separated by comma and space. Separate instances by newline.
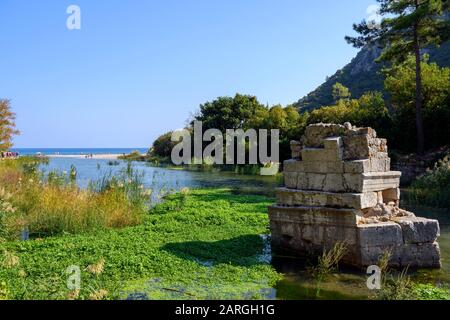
271, 204, 450, 300
401, 204, 450, 285
41, 158, 449, 299
41, 158, 282, 201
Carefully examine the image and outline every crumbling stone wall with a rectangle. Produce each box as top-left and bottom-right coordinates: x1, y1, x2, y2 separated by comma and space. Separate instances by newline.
269, 123, 441, 268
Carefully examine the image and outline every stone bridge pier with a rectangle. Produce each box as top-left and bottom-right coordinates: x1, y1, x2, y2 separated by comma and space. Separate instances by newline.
269, 123, 441, 268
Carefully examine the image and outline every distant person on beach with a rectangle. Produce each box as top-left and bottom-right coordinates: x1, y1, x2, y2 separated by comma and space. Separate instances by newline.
0, 151, 19, 159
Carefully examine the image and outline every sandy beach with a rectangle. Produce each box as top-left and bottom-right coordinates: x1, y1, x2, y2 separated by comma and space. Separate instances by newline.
47, 154, 122, 160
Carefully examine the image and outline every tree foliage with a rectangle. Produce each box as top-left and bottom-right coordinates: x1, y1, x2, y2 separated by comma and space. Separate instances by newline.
385, 55, 450, 150
294, 42, 450, 112
0, 99, 20, 152
150, 54, 449, 163
149, 131, 177, 159
332, 82, 351, 103
259, 105, 308, 161
150, 94, 308, 162
194, 94, 267, 132
346, 0, 449, 62
307, 91, 392, 139
346, 0, 450, 153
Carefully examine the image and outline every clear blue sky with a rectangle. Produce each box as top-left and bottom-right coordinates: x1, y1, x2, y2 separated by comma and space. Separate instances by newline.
0, 0, 375, 148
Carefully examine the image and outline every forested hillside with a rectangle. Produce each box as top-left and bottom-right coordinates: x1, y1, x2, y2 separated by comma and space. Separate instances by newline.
294, 42, 450, 112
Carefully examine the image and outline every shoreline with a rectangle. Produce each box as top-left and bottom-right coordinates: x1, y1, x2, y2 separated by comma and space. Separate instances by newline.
47, 154, 122, 160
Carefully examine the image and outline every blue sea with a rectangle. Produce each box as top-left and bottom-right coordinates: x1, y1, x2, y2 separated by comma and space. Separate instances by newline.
11, 148, 148, 156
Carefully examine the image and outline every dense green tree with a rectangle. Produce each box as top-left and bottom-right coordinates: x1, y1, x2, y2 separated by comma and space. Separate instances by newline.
150, 131, 177, 159
262, 105, 308, 161
332, 82, 351, 103
151, 95, 309, 163
385, 56, 450, 150
0, 99, 20, 152
346, 0, 450, 153
194, 94, 267, 132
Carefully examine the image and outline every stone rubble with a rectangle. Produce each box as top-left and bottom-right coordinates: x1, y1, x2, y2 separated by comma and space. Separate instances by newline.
269, 123, 441, 268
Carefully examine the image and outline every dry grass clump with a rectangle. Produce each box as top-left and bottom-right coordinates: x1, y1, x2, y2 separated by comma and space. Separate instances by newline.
2, 250, 20, 268
22, 185, 145, 236
89, 289, 108, 300
87, 258, 105, 275
67, 289, 80, 300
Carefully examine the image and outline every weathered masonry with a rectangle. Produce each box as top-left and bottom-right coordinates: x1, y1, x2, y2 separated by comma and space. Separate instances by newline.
269, 123, 441, 268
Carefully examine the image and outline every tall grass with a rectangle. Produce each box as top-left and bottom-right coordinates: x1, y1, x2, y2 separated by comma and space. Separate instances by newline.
0, 157, 150, 239
373, 251, 448, 300
377, 268, 414, 300
309, 241, 348, 297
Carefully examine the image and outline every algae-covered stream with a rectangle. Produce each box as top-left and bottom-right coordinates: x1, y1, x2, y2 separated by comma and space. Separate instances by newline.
23, 158, 449, 300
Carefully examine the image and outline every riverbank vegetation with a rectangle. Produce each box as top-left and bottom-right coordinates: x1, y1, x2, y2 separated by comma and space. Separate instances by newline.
1, 179, 447, 300
405, 151, 450, 208
0, 159, 447, 300
376, 251, 449, 300
1, 187, 281, 300
118, 150, 147, 162
0, 157, 149, 239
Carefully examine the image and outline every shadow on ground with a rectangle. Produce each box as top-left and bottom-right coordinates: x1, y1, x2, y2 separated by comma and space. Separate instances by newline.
162, 234, 267, 267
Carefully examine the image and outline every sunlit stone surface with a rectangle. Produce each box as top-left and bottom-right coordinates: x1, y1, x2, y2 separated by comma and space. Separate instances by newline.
269, 123, 441, 268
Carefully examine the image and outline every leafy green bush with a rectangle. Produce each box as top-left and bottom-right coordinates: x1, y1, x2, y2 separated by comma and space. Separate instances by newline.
307, 91, 392, 139
406, 153, 450, 208
150, 132, 177, 159
118, 150, 146, 162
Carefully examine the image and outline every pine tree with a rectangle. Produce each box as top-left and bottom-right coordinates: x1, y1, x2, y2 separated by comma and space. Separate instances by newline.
0, 99, 20, 152
346, 0, 450, 154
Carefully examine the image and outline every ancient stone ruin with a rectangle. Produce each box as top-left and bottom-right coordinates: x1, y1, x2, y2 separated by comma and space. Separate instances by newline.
269, 123, 441, 268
